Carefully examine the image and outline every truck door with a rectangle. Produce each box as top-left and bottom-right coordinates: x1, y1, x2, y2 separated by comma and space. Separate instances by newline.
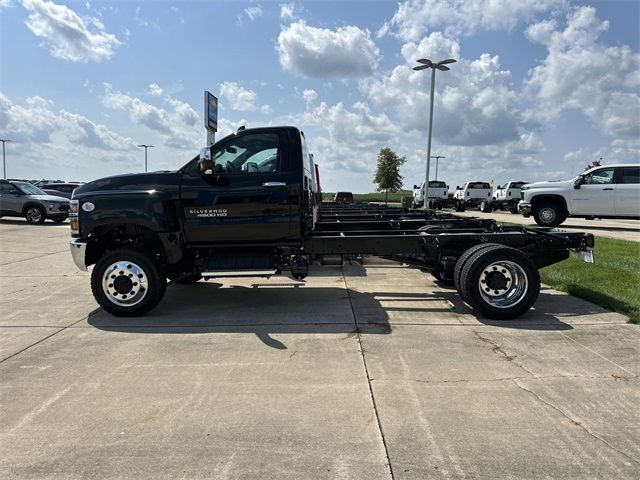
571, 167, 615, 215
180, 130, 296, 244
614, 166, 640, 215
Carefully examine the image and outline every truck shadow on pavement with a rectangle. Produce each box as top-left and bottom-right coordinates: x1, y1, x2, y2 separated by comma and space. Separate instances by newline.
87, 280, 581, 348
87, 283, 391, 349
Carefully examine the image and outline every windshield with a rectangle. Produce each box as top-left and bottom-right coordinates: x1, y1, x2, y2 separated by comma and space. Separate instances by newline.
14, 182, 46, 195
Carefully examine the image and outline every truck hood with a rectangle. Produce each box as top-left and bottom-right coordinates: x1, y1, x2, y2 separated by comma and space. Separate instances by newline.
72, 171, 181, 198
28, 194, 69, 202
523, 179, 573, 190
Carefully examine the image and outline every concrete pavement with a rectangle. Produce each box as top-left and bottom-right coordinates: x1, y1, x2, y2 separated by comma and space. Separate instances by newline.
1, 219, 639, 479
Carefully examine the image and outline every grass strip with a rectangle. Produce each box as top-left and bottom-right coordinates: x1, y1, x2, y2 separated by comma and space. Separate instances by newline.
540, 236, 640, 323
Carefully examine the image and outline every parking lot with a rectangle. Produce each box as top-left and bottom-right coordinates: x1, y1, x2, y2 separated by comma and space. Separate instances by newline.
1, 219, 639, 479
453, 210, 640, 242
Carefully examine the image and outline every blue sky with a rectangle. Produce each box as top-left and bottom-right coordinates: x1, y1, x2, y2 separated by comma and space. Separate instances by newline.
1, 0, 638, 192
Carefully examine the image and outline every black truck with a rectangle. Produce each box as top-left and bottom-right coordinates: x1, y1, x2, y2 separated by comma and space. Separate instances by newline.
69, 126, 594, 319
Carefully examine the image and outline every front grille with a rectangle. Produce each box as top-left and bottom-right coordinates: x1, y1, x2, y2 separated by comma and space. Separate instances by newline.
58, 204, 69, 212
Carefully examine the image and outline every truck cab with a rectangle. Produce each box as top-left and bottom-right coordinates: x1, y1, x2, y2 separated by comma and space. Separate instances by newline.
412, 181, 449, 209
519, 164, 640, 226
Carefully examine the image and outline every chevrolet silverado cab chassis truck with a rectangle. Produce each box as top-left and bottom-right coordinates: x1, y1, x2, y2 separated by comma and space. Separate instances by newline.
68, 126, 594, 319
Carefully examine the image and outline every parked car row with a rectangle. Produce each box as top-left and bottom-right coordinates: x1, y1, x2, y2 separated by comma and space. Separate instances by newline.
0, 180, 70, 224
412, 163, 639, 227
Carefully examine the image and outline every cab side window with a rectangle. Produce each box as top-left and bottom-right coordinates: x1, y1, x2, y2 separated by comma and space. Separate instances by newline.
584, 168, 614, 185
619, 167, 640, 184
212, 133, 279, 174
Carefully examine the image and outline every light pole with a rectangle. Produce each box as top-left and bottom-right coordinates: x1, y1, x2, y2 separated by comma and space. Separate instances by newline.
413, 58, 456, 209
137, 144, 154, 172
0, 139, 11, 180
432, 155, 446, 180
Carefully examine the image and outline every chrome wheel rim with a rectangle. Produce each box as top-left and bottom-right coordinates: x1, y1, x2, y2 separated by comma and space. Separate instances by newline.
478, 261, 528, 309
102, 261, 148, 307
26, 208, 42, 223
539, 207, 556, 223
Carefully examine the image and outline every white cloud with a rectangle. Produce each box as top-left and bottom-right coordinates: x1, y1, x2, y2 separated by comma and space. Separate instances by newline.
0, 0, 14, 11
277, 21, 379, 77
302, 89, 317, 104
22, 0, 121, 62
280, 2, 298, 21
102, 84, 201, 150
219, 82, 259, 112
380, 0, 565, 40
244, 5, 263, 21
525, 6, 640, 149
0, 92, 136, 151
148, 83, 164, 96
363, 34, 521, 147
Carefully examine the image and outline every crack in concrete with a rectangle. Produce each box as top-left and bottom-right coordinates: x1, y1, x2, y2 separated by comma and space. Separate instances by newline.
512, 378, 640, 467
342, 271, 395, 480
473, 330, 536, 376
410, 373, 639, 385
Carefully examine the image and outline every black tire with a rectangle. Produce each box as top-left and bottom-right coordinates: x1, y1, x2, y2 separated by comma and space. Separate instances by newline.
453, 243, 501, 294
91, 249, 166, 317
458, 201, 466, 212
459, 246, 540, 320
24, 206, 45, 224
174, 272, 202, 284
51, 217, 67, 223
510, 205, 519, 214
533, 201, 566, 227
480, 200, 492, 213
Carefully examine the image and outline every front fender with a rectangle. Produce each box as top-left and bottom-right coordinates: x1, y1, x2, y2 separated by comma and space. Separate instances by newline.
76, 190, 178, 237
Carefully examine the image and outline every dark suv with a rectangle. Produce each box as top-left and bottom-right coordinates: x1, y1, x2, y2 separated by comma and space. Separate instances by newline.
39, 182, 82, 199
0, 180, 69, 224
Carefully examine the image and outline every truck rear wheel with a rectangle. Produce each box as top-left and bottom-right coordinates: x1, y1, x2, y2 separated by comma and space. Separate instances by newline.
454, 243, 500, 294
459, 246, 540, 320
91, 249, 166, 317
533, 202, 566, 227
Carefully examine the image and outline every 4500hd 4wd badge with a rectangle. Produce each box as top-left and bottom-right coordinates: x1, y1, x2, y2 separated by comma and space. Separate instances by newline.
185, 207, 228, 218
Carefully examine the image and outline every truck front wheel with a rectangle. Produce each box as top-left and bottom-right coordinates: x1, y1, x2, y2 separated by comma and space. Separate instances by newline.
533, 201, 566, 227
91, 249, 166, 317
459, 246, 540, 320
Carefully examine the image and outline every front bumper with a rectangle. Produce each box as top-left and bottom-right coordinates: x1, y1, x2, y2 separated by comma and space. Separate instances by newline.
518, 201, 532, 216
70, 239, 87, 271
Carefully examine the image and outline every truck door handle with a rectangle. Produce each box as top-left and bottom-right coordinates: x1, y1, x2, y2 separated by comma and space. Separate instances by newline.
262, 182, 287, 187
603, 188, 614, 191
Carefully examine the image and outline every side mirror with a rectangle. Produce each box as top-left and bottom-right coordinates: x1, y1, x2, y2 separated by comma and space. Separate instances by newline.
455, 186, 461, 190
199, 147, 214, 175
413, 185, 418, 190
573, 176, 584, 189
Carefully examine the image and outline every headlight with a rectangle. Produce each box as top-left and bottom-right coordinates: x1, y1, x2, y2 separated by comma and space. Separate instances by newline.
69, 200, 79, 214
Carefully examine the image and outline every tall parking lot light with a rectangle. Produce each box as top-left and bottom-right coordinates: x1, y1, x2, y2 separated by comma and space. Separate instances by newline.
432, 155, 446, 180
413, 58, 456, 209
137, 144, 154, 172
1, 139, 11, 180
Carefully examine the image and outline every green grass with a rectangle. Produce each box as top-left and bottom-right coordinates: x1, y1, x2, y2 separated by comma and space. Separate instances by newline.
322, 191, 412, 203
540, 237, 640, 323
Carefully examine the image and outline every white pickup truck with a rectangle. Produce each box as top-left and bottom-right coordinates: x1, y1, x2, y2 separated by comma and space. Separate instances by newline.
518, 164, 640, 226
453, 181, 492, 211
481, 181, 529, 213
412, 181, 449, 209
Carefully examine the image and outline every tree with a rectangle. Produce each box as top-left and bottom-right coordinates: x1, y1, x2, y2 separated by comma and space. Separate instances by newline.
373, 147, 406, 205
584, 158, 602, 171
